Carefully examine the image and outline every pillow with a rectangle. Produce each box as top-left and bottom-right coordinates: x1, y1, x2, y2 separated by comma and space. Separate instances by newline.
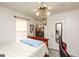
20, 39, 42, 47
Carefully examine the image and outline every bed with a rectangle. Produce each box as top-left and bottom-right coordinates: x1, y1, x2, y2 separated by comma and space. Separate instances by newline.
0, 37, 49, 57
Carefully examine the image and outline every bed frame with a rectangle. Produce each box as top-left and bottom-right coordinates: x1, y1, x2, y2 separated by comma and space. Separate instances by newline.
27, 36, 49, 47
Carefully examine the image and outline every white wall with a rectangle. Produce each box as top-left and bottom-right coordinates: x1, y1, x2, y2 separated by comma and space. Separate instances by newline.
45, 19, 64, 50
46, 9, 79, 56
0, 6, 35, 45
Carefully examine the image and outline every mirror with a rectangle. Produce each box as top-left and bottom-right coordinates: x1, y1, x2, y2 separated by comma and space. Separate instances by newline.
55, 23, 62, 43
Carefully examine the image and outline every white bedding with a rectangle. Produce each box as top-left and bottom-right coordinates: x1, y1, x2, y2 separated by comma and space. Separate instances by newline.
0, 40, 49, 57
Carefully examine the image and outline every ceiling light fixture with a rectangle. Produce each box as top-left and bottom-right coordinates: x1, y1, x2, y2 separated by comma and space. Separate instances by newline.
36, 12, 39, 16
47, 12, 50, 16
36, 2, 50, 26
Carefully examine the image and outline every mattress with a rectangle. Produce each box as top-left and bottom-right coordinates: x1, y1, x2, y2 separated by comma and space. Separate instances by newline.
0, 40, 49, 57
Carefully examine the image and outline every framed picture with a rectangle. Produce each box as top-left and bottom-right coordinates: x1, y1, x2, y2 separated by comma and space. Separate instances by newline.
35, 26, 44, 38
30, 25, 34, 33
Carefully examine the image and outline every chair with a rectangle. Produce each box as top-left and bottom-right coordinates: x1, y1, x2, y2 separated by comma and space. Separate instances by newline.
59, 39, 70, 57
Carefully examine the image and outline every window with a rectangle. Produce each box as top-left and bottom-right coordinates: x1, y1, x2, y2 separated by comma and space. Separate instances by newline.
16, 18, 27, 41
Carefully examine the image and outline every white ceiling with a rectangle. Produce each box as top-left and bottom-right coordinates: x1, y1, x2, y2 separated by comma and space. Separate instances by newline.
0, 2, 79, 19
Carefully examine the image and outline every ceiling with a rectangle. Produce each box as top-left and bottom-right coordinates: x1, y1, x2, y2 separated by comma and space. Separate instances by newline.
0, 2, 79, 19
